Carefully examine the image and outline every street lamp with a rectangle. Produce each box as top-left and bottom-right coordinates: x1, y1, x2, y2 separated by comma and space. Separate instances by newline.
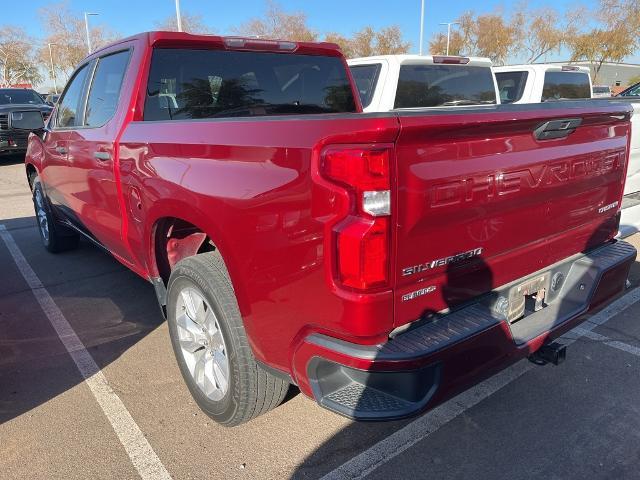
84, 12, 99, 54
175, 0, 183, 32
47, 43, 58, 95
439, 21, 460, 56
419, 0, 425, 55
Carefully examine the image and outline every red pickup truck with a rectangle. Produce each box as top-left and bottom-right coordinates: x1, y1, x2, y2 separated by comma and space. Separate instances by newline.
22, 32, 636, 426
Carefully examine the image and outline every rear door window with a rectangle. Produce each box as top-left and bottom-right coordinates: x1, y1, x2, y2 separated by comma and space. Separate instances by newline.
394, 64, 497, 108
541, 71, 591, 101
85, 50, 130, 127
144, 48, 356, 121
349, 64, 381, 108
56, 64, 90, 128
495, 71, 528, 104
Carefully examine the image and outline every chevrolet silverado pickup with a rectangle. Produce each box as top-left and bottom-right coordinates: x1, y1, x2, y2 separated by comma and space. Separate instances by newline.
22, 32, 636, 426
348, 54, 498, 112
495, 65, 640, 237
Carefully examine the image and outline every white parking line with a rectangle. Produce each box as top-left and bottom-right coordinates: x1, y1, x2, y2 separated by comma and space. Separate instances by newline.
321, 286, 640, 480
573, 327, 640, 357
0, 225, 171, 480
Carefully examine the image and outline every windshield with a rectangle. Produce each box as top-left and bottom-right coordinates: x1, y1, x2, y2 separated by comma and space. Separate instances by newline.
593, 86, 610, 94
0, 89, 44, 105
619, 83, 640, 97
144, 48, 356, 121
394, 64, 497, 108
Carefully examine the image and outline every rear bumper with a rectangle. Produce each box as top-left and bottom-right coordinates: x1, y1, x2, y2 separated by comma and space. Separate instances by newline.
293, 240, 637, 420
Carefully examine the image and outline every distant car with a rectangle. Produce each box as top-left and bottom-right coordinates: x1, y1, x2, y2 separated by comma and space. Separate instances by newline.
592, 85, 612, 97
617, 81, 640, 97
0, 88, 53, 157
45, 93, 60, 105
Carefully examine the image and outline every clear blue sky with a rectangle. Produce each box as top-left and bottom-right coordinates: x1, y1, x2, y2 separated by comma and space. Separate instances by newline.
12, 0, 597, 59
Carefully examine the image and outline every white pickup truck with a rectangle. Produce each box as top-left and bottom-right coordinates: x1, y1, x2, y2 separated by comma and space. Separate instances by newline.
495, 64, 640, 237
347, 55, 499, 112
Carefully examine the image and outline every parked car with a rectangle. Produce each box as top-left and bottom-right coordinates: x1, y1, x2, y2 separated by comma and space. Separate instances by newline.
617, 81, 640, 97
0, 88, 53, 157
592, 85, 612, 97
348, 54, 498, 112
45, 93, 60, 105
23, 32, 636, 426
494, 64, 592, 103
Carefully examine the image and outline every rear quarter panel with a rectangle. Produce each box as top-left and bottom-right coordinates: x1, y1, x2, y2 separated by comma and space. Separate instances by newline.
118, 114, 400, 370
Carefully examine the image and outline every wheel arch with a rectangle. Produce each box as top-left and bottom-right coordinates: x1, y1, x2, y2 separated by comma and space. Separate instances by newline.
144, 205, 248, 318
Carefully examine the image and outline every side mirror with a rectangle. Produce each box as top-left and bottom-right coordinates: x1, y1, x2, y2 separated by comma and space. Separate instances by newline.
46, 101, 55, 107
10, 111, 45, 131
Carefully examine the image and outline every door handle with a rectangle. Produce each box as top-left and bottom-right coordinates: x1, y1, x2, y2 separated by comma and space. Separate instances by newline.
94, 151, 111, 162
55, 146, 68, 154
534, 118, 582, 140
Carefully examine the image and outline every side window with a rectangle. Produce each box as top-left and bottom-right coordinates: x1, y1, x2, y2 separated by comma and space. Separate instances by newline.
349, 64, 381, 108
85, 50, 130, 127
495, 71, 528, 104
56, 64, 90, 128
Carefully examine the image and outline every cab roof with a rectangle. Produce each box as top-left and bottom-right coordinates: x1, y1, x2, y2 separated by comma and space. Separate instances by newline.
88, 31, 344, 60
347, 54, 493, 68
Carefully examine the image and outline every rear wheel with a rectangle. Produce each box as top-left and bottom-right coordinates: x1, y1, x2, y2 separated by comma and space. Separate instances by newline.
32, 178, 79, 253
167, 252, 289, 426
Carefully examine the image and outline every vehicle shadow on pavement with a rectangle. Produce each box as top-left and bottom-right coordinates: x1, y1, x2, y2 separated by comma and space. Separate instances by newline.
0, 215, 165, 425
292, 223, 639, 479
0, 154, 26, 166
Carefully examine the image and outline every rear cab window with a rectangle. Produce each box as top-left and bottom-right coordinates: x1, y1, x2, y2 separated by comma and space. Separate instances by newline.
394, 64, 497, 108
542, 71, 591, 101
349, 64, 381, 108
144, 48, 356, 121
495, 71, 528, 104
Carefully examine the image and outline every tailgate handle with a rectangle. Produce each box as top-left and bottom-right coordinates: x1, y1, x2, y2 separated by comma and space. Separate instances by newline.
534, 118, 582, 140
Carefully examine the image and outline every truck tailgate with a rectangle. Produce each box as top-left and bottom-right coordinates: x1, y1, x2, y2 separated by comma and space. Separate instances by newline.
393, 102, 632, 328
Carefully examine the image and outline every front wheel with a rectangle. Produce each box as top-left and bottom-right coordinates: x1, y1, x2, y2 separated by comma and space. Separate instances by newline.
32, 179, 79, 253
167, 252, 289, 426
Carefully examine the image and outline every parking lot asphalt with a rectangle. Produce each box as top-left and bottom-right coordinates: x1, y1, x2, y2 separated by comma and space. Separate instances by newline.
1, 155, 640, 480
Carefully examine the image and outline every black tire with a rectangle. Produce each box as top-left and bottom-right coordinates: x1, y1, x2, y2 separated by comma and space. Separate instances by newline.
167, 251, 289, 427
32, 178, 80, 253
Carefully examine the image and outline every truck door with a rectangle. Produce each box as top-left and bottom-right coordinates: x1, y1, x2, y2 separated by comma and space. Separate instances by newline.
64, 49, 134, 265
41, 63, 91, 215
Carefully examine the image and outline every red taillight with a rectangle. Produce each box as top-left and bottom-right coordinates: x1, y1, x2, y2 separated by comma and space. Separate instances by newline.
321, 146, 392, 290
432, 56, 470, 64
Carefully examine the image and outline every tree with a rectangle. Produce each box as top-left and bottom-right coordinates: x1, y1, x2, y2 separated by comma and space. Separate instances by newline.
156, 12, 211, 34
235, 1, 318, 42
0, 26, 42, 87
427, 10, 521, 64
568, 0, 640, 82
516, 7, 583, 63
325, 25, 410, 59
38, 2, 119, 80
429, 30, 465, 56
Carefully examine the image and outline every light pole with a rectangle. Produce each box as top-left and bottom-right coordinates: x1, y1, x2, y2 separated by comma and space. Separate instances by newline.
419, 0, 425, 55
439, 21, 460, 56
84, 12, 99, 54
175, 0, 183, 32
47, 43, 58, 95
